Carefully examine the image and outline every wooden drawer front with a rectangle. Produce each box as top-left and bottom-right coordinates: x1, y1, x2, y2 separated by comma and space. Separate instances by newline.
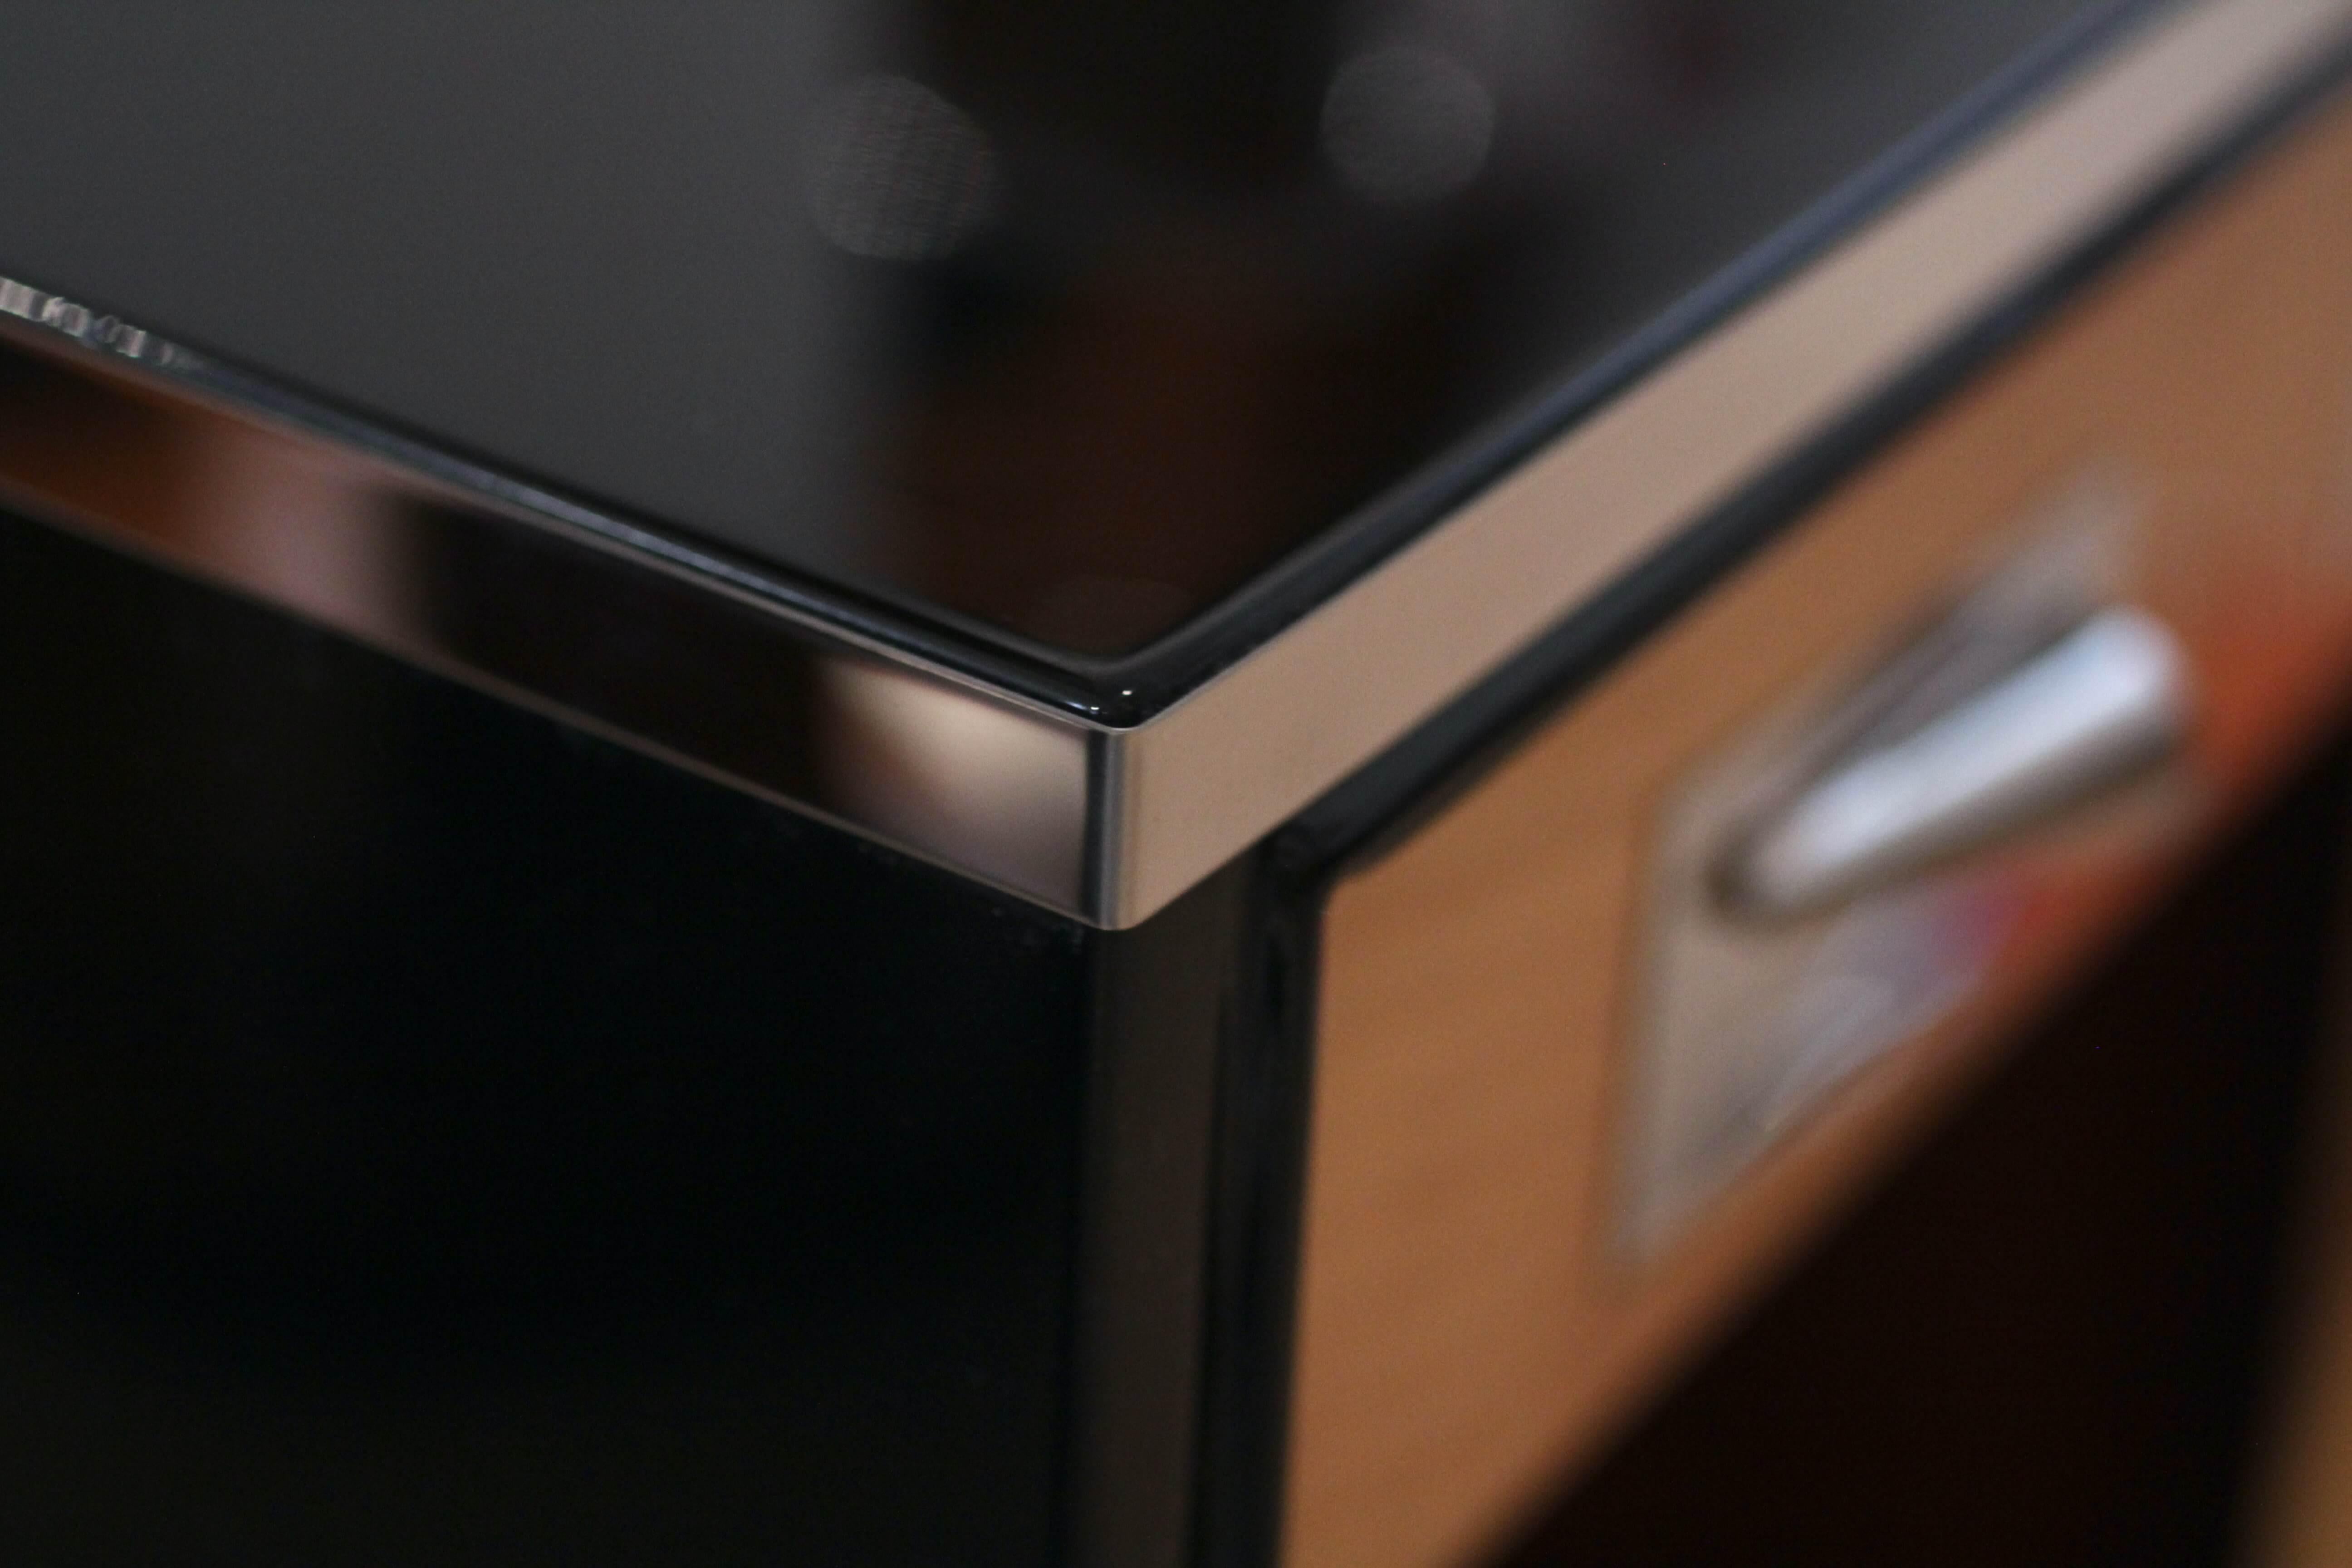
1289, 89, 2352, 1568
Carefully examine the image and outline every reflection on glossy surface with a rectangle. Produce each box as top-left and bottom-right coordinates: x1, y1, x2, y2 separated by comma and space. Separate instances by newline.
807, 75, 999, 260
1321, 46, 1496, 204
821, 657, 1089, 897
0, 0, 2129, 654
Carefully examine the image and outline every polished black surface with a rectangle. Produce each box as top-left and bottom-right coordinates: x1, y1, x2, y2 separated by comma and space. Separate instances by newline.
0, 0, 2136, 663
0, 505, 1248, 1563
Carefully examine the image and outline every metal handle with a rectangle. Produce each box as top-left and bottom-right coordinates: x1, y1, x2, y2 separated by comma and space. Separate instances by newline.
1716, 606, 2190, 919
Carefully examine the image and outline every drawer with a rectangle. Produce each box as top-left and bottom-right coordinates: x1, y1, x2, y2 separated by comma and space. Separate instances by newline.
1288, 83, 2352, 1568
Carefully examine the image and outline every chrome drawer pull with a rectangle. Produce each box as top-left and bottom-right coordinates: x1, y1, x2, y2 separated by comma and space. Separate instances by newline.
1719, 607, 2190, 918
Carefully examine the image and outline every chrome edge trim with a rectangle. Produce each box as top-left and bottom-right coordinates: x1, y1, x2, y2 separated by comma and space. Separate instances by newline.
0, 314, 1102, 916
0, 0, 2340, 928
1100, 0, 2352, 926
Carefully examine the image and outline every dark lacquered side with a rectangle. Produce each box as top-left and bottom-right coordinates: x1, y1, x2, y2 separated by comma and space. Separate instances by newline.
0, 505, 1251, 1566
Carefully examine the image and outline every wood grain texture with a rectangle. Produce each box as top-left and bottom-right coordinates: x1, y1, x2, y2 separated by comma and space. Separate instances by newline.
1287, 89, 2352, 1568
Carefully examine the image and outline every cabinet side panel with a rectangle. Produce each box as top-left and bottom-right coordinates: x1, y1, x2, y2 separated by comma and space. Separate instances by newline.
0, 512, 1091, 1565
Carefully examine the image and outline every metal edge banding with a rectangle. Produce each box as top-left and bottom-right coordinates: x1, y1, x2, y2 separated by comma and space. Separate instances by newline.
0, 306, 1086, 726
0, 274, 1121, 725
1102, 0, 2352, 930
0, 311, 1104, 916
0, 0, 2337, 929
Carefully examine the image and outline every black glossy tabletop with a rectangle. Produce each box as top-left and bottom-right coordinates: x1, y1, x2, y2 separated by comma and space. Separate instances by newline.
0, 0, 2128, 666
